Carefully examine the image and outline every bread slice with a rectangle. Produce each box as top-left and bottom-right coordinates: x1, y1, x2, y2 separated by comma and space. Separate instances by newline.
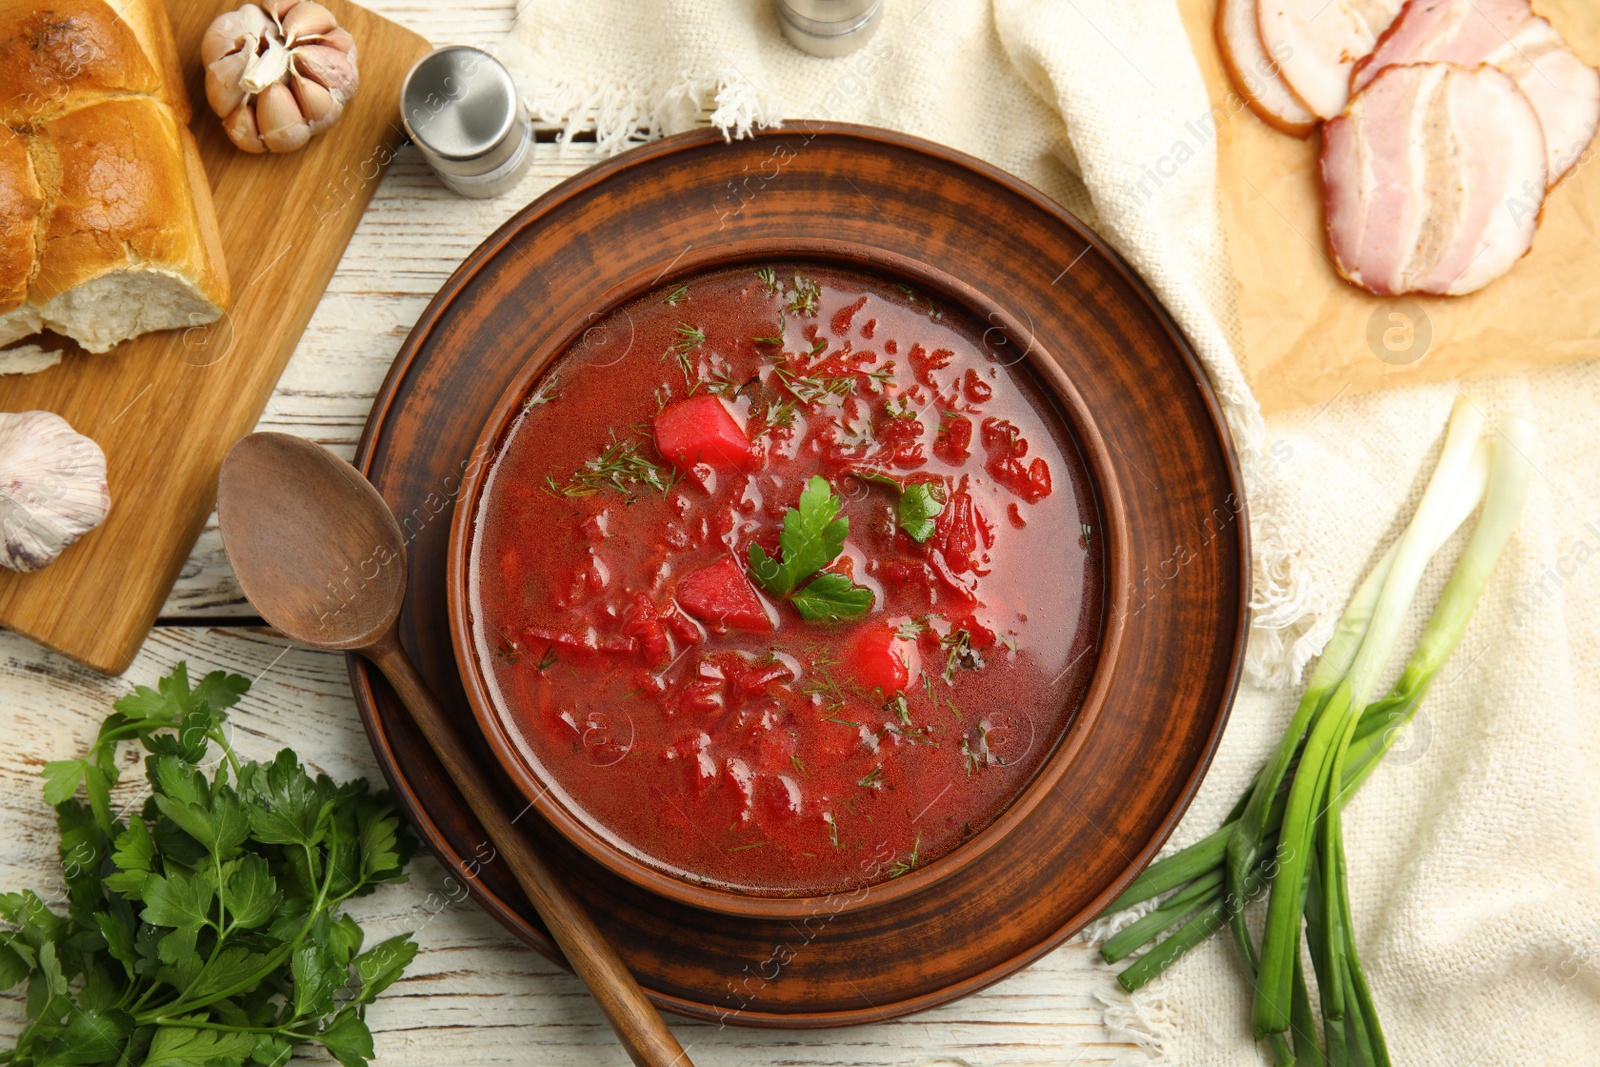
0, 0, 228, 359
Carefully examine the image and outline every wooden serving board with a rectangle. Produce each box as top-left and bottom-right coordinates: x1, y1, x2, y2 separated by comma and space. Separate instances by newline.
0, 0, 429, 673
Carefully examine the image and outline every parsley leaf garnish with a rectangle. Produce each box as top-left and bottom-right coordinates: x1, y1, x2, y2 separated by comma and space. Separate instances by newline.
897, 483, 944, 542
846, 469, 946, 543
792, 572, 874, 622
748, 476, 874, 621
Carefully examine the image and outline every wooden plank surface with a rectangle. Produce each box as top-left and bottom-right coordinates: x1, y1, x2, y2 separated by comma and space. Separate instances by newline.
0, 0, 429, 672
0, 627, 1129, 1064
0, 0, 1135, 1060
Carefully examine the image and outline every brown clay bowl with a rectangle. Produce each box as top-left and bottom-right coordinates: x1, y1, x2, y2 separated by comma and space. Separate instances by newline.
351, 123, 1247, 1025
446, 239, 1131, 920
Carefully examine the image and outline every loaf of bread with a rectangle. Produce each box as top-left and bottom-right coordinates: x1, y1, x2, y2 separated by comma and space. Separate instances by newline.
0, 0, 230, 360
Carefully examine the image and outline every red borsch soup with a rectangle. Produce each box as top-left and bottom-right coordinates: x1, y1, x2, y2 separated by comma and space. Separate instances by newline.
467, 263, 1103, 897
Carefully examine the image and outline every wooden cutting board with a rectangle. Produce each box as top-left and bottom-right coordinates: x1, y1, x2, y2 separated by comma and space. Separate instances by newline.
0, 0, 429, 673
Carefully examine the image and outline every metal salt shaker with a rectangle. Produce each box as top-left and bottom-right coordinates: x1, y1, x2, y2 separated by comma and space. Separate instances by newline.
776, 0, 883, 58
401, 46, 533, 199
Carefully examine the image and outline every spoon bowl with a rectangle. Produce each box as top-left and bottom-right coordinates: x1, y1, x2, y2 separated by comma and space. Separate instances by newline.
218, 433, 405, 649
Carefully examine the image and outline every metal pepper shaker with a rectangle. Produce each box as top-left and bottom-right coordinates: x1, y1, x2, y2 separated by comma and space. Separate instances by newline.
400, 46, 533, 199
776, 0, 884, 58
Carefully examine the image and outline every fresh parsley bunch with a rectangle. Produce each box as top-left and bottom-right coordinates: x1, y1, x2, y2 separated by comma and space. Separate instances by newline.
0, 664, 418, 1067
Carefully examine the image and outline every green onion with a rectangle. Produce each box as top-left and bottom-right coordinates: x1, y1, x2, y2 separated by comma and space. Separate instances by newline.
1256, 399, 1488, 1037
1095, 400, 1533, 1066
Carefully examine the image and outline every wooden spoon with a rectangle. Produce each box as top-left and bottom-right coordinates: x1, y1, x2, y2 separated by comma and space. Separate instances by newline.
216, 432, 692, 1067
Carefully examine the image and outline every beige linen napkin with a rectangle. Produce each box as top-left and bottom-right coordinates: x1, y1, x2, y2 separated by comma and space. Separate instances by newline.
496, 2, 1600, 1062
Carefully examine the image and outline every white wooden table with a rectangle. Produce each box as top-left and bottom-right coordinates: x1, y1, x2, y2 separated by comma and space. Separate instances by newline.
0, 2, 1134, 1062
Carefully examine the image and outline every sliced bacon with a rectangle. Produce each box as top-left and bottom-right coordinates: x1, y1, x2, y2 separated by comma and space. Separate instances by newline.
1322, 63, 1547, 296
1217, 0, 1317, 136
1352, 0, 1600, 183
1261, 0, 1405, 120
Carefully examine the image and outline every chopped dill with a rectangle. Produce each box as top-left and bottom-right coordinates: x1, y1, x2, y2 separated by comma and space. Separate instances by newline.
547, 431, 678, 498
670, 322, 706, 351
881, 723, 938, 747
940, 628, 987, 683
791, 755, 810, 778
775, 365, 855, 405
535, 644, 558, 672
960, 723, 1002, 776
787, 274, 821, 315
887, 832, 922, 878
728, 841, 767, 852
492, 635, 521, 662
866, 364, 896, 389
706, 369, 754, 398
858, 765, 885, 790
824, 811, 840, 849
755, 266, 779, 295
886, 694, 911, 726
664, 322, 706, 389
884, 395, 918, 421
663, 283, 689, 305
807, 337, 828, 358
895, 282, 943, 319
523, 373, 560, 410
762, 397, 798, 428
896, 615, 933, 641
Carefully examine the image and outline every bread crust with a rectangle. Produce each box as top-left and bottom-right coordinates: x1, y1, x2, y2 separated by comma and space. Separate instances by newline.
0, 0, 189, 126
0, 125, 40, 313
0, 0, 229, 351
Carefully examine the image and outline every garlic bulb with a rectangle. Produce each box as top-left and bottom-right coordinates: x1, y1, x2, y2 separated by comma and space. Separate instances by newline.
202, 0, 359, 154
0, 412, 110, 573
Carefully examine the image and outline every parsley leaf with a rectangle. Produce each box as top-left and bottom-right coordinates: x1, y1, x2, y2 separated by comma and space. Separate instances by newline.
749, 476, 849, 597
792, 572, 875, 622
846, 469, 945, 543
748, 476, 874, 621
142, 1021, 255, 1066
898, 483, 945, 543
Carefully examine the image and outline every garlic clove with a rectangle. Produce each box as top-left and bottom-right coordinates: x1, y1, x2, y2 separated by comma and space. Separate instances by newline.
0, 412, 110, 574
260, 0, 302, 23
291, 71, 340, 130
315, 26, 358, 60
206, 51, 250, 118
256, 82, 312, 152
201, 5, 272, 67
239, 35, 292, 95
281, 1, 339, 45
224, 102, 268, 153
292, 44, 359, 98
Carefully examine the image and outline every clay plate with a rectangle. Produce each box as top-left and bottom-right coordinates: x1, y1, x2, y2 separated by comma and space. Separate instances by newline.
350, 123, 1248, 1027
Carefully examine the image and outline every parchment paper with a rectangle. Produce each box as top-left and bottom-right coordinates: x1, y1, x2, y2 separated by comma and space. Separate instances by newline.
1179, 0, 1600, 415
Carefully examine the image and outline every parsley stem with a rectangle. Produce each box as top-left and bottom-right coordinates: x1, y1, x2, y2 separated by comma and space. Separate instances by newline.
209, 726, 245, 781
143, 1016, 315, 1042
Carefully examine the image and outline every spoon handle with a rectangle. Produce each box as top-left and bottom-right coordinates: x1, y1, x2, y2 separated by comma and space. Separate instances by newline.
367, 631, 693, 1067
